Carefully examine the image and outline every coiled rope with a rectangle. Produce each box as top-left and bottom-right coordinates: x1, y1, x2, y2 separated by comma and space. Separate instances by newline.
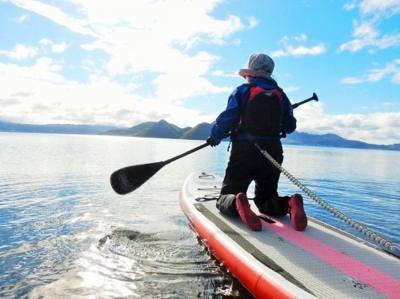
253, 142, 400, 257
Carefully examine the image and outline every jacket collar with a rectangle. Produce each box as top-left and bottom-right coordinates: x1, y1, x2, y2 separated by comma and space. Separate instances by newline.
248, 76, 278, 89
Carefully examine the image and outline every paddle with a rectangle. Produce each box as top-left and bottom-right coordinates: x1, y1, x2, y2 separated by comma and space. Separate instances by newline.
110, 92, 318, 195
111, 143, 209, 194
291, 92, 318, 109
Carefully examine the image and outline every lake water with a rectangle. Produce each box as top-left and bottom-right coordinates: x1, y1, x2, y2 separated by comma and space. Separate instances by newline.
0, 132, 399, 298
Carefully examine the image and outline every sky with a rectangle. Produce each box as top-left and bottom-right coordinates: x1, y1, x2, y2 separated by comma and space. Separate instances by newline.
0, 0, 399, 145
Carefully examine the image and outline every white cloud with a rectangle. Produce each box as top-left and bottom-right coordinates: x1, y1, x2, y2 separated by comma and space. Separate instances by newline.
247, 16, 258, 28
340, 0, 400, 52
359, 0, 400, 17
340, 22, 400, 52
341, 59, 400, 84
0, 44, 38, 60
293, 33, 308, 43
344, 0, 400, 16
0, 57, 217, 128
211, 69, 237, 78
271, 44, 326, 58
39, 38, 51, 46
9, 0, 245, 106
353, 21, 378, 39
283, 86, 300, 93
39, 38, 69, 53
393, 70, 400, 84
344, 0, 358, 11
382, 102, 396, 107
296, 103, 400, 145
14, 14, 29, 23
9, 0, 95, 36
51, 42, 68, 53
271, 34, 326, 58
154, 74, 231, 104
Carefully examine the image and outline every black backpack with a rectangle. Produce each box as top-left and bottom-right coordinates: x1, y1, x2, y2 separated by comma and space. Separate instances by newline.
239, 84, 283, 137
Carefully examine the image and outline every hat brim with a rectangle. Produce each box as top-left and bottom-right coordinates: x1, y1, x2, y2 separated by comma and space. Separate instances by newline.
238, 69, 272, 79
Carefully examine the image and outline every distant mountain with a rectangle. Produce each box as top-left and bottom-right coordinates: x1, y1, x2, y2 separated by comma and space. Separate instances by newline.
104, 119, 212, 140
104, 119, 186, 139
181, 122, 213, 140
104, 120, 400, 151
0, 121, 115, 135
285, 132, 371, 148
1, 119, 399, 151
284, 132, 400, 151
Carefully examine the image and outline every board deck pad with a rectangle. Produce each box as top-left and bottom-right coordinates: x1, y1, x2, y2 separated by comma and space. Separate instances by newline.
180, 172, 400, 299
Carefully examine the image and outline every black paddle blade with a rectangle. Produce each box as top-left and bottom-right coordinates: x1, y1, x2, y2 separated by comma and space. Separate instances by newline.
110, 161, 165, 195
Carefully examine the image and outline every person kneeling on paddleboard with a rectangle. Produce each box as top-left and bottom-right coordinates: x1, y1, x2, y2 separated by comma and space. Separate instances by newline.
207, 53, 307, 232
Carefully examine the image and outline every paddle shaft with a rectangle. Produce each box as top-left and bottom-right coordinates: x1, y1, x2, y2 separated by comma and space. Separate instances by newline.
164, 142, 209, 165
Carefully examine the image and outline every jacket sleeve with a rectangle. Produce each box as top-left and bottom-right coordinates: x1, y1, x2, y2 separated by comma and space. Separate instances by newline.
210, 87, 243, 143
280, 91, 297, 135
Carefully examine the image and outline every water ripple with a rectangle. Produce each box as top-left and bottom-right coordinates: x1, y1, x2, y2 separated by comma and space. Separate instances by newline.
1, 134, 398, 298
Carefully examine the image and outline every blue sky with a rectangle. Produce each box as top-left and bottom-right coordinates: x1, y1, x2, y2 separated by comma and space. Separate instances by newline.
0, 0, 399, 144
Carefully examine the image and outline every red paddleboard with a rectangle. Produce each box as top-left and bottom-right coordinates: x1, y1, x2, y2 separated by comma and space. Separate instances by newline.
179, 172, 400, 299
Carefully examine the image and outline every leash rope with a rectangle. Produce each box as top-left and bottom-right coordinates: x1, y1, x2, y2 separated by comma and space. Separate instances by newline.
253, 142, 399, 256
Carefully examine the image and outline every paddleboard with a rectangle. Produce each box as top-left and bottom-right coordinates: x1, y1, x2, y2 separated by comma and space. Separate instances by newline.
179, 172, 400, 299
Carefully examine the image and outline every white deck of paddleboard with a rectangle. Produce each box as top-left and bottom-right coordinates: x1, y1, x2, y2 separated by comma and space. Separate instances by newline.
182, 172, 400, 299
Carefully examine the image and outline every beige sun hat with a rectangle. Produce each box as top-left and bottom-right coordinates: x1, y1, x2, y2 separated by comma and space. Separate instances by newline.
238, 53, 275, 79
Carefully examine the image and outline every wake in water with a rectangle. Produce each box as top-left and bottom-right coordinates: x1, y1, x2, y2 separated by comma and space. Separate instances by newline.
28, 228, 249, 298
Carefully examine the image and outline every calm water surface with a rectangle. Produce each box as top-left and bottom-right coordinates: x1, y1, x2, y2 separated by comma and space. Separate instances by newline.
0, 133, 399, 298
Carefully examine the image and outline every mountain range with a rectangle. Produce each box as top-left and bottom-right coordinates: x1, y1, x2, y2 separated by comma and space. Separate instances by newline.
103, 120, 212, 140
1, 119, 399, 151
103, 120, 400, 151
0, 121, 114, 135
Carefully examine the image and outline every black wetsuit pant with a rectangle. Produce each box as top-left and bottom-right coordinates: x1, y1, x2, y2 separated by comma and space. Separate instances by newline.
216, 139, 289, 217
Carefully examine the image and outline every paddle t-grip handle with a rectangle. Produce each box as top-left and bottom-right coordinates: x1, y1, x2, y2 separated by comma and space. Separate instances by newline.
291, 92, 318, 109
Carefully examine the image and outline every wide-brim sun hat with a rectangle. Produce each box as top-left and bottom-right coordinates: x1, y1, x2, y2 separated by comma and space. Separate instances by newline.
238, 53, 275, 79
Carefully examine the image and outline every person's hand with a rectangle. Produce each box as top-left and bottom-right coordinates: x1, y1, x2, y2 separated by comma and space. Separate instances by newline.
206, 136, 219, 147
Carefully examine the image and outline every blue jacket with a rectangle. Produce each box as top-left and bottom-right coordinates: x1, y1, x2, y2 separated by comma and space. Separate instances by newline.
210, 77, 296, 144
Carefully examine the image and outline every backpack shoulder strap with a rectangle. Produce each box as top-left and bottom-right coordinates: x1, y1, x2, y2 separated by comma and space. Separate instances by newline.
270, 88, 283, 103
247, 84, 283, 103
248, 85, 267, 102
